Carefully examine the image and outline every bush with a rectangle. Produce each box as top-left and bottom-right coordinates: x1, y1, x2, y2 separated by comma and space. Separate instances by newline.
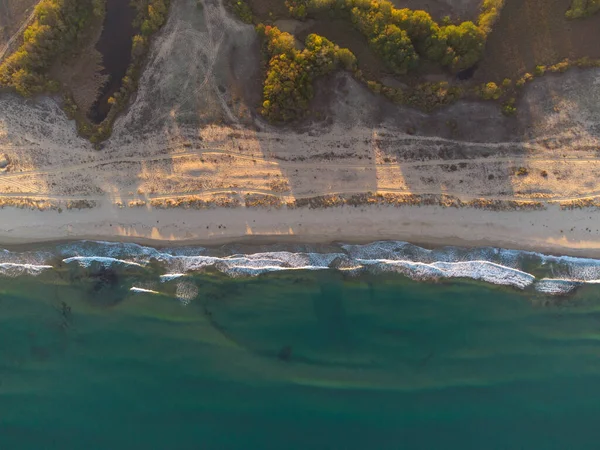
534, 65, 546, 76
516, 167, 529, 176
478, 0, 505, 34
229, 0, 253, 23
286, 0, 308, 19
515, 73, 533, 88
370, 24, 419, 74
477, 82, 502, 100
440, 22, 486, 71
565, 0, 600, 19
502, 98, 517, 116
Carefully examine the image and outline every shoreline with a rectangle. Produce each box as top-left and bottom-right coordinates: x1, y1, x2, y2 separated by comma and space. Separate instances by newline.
2, 202, 600, 258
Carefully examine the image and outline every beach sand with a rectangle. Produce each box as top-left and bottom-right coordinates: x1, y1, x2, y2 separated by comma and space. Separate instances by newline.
2, 201, 600, 258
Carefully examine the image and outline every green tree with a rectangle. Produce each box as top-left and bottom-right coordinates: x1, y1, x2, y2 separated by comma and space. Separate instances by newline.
371, 24, 419, 74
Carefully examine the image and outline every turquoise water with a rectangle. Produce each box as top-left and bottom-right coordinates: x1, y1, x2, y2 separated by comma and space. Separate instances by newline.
2, 241, 600, 449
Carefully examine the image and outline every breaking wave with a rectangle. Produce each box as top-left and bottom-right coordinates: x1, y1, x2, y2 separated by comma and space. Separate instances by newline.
2, 240, 600, 295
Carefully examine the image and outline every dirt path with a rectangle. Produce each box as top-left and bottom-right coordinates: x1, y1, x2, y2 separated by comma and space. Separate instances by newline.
0, 4, 37, 62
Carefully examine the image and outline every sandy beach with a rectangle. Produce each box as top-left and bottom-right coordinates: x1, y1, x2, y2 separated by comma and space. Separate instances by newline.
1, 201, 600, 258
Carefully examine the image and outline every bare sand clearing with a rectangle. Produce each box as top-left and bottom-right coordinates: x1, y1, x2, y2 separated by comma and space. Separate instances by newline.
1, 0, 600, 256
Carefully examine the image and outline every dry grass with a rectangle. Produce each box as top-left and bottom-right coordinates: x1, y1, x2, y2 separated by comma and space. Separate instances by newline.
149, 194, 241, 209
142, 191, 547, 211
293, 193, 546, 210
559, 198, 600, 210
475, 0, 600, 82
0, 197, 96, 211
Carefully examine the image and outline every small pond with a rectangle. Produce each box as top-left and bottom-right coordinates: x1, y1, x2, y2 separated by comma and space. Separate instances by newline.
88, 0, 137, 124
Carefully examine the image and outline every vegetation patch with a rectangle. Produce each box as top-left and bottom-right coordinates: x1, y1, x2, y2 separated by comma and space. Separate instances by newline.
560, 197, 600, 210
566, 0, 600, 19
258, 24, 357, 121
0, 0, 170, 144
288, 0, 494, 74
0, 197, 96, 211
149, 194, 241, 209
285, 0, 504, 73
291, 192, 546, 211
225, 0, 254, 23
0, 0, 105, 96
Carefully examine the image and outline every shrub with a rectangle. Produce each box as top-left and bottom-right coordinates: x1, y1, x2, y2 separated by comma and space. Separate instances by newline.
286, 0, 308, 19
370, 24, 419, 74
231, 0, 253, 23
516, 73, 533, 88
439, 21, 486, 71
548, 59, 570, 73
477, 82, 502, 100
336, 47, 357, 70
367, 80, 382, 94
565, 0, 600, 19
516, 167, 529, 176
502, 98, 517, 116
478, 0, 505, 34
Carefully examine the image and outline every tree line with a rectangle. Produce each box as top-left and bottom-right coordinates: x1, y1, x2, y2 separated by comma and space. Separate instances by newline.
285, 0, 505, 74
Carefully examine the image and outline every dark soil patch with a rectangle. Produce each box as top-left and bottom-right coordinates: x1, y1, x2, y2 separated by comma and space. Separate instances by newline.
88, 0, 137, 123
457, 64, 477, 80
297, 19, 389, 80
227, 39, 263, 112
475, 0, 600, 82
390, 0, 481, 21
246, 0, 289, 21
50, 16, 106, 115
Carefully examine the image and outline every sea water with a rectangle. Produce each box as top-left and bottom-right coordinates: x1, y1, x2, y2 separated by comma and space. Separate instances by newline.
2, 241, 600, 449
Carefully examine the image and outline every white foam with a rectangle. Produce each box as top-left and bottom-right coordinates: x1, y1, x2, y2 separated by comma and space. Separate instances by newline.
357, 259, 535, 289
0, 263, 53, 277
62, 256, 145, 268
6, 240, 600, 294
130, 287, 160, 294
160, 273, 186, 281
176, 281, 198, 305
535, 279, 581, 295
